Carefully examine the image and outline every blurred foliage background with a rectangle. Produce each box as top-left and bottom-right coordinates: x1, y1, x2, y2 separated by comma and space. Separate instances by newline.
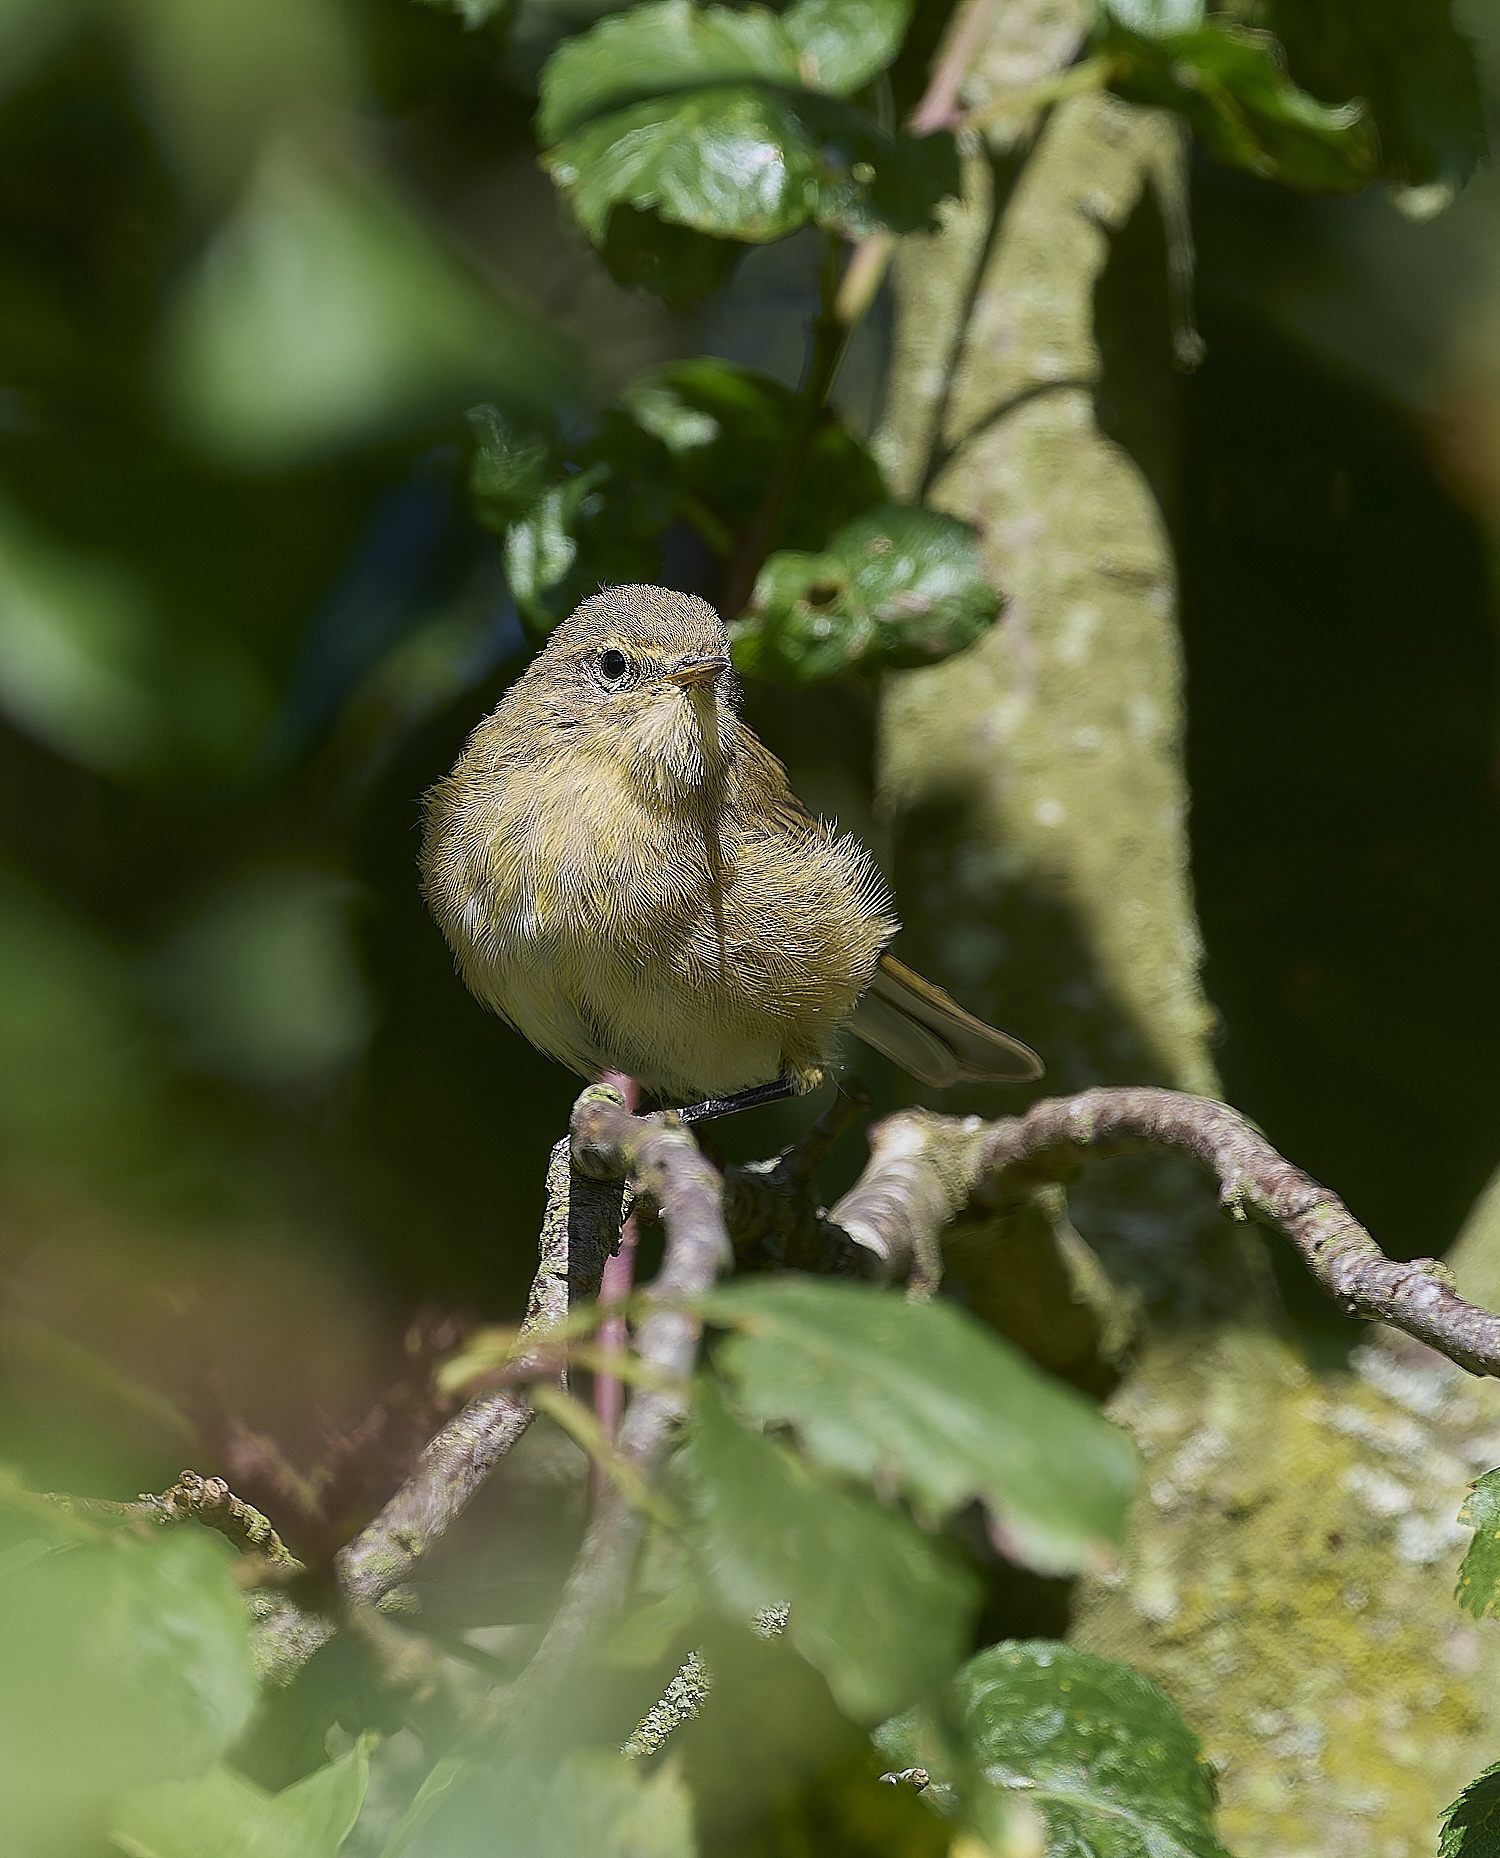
1, 0, 1500, 1839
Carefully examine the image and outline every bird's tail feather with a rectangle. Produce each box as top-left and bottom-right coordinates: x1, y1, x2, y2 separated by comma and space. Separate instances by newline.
849, 954, 1042, 1086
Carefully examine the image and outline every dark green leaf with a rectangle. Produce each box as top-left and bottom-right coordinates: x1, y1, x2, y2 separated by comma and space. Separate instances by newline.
598, 207, 745, 307
699, 1277, 1137, 1574
1442, 1761, 1500, 1858
112, 1742, 372, 1858
0, 1491, 257, 1848
682, 1377, 976, 1722
731, 504, 1000, 684
623, 359, 886, 556
467, 405, 556, 532
876, 1641, 1231, 1858
1266, 0, 1486, 193
546, 84, 957, 244
1100, 18, 1380, 194
537, 0, 798, 144
537, 0, 915, 146
782, 0, 914, 97
1456, 1468, 1500, 1619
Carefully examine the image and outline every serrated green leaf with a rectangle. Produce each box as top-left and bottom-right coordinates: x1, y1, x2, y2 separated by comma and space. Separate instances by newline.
1442, 1760, 1500, 1858
111, 1741, 372, 1858
1266, 0, 1486, 193
1101, 18, 1379, 194
0, 1499, 256, 1849
699, 1277, 1137, 1574
782, 0, 915, 96
876, 1641, 1231, 1858
731, 504, 999, 684
546, 83, 957, 245
682, 1377, 976, 1721
537, 0, 799, 144
599, 207, 745, 307
1456, 1468, 1500, 1619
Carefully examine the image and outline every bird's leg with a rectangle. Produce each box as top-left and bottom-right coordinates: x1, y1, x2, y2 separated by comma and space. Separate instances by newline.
593, 1071, 639, 1480
675, 1076, 798, 1125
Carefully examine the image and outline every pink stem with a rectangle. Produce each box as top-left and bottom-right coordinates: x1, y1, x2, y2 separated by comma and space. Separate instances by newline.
592, 1072, 639, 1493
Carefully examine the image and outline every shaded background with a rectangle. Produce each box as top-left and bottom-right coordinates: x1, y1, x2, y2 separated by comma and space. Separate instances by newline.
0, 0, 1497, 1553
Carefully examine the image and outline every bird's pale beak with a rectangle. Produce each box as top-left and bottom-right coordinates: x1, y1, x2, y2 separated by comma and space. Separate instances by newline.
663, 655, 730, 688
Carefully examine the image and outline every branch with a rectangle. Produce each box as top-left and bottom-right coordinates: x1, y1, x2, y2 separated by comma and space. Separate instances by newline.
832, 1086, 1500, 1376
500, 1094, 732, 1724
336, 1116, 625, 1608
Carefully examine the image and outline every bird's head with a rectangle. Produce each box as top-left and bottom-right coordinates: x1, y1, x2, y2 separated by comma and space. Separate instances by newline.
518, 586, 739, 796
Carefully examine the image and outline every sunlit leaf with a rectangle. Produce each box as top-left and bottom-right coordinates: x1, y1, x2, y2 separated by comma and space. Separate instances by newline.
781, 0, 914, 96
732, 505, 999, 683
1100, 16, 1379, 193
682, 1377, 976, 1721
163, 135, 568, 469
876, 1641, 1231, 1858
537, 0, 799, 144
112, 1740, 372, 1858
546, 84, 957, 245
1102, 0, 1202, 32
1266, 0, 1486, 194
1455, 1468, 1500, 1620
0, 1491, 256, 1849
700, 1277, 1137, 1574
1441, 1761, 1500, 1858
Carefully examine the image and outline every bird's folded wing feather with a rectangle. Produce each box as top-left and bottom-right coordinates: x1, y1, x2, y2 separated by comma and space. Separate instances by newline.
849, 954, 1043, 1085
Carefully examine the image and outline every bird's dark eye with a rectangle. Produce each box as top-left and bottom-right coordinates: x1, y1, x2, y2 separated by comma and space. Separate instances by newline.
599, 648, 629, 682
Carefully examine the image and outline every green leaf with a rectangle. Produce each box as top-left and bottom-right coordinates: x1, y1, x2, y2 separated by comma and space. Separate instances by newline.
1100, 18, 1380, 194
682, 1377, 976, 1721
700, 1277, 1137, 1574
537, 0, 915, 144
1456, 1469, 1500, 1619
623, 358, 886, 556
781, 0, 914, 97
398, 1751, 696, 1858
598, 207, 745, 308
1102, 0, 1202, 32
537, 0, 799, 144
876, 1641, 1231, 1858
163, 135, 568, 469
1442, 1761, 1500, 1858
0, 1493, 256, 1848
112, 1741, 372, 1858
546, 84, 958, 245
1266, 0, 1486, 193
731, 505, 1000, 684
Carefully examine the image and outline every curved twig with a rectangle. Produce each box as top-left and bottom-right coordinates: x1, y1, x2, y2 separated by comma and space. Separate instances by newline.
832, 1086, 1500, 1376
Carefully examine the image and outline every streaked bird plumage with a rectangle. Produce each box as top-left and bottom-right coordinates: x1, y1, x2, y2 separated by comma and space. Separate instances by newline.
421, 585, 1040, 1102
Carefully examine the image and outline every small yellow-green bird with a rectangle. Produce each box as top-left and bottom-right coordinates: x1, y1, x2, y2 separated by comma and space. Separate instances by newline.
421, 585, 1040, 1116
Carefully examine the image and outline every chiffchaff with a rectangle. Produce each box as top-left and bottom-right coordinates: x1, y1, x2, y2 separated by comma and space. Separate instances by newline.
420, 585, 1041, 1111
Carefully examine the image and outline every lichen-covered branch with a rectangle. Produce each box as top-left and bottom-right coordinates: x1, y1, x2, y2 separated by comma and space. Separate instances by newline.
621, 1649, 713, 1758
832, 1087, 1500, 1377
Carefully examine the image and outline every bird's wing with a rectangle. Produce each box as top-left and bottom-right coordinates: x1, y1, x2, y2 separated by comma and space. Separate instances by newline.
849, 954, 1043, 1085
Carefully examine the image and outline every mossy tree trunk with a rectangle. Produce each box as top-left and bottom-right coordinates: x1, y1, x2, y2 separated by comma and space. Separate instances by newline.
874, 44, 1500, 1855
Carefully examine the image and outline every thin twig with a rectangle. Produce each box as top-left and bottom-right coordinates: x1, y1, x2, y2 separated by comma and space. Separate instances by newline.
594, 1071, 641, 1485
909, 0, 1003, 133
335, 1104, 625, 1609
622, 1649, 714, 1758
